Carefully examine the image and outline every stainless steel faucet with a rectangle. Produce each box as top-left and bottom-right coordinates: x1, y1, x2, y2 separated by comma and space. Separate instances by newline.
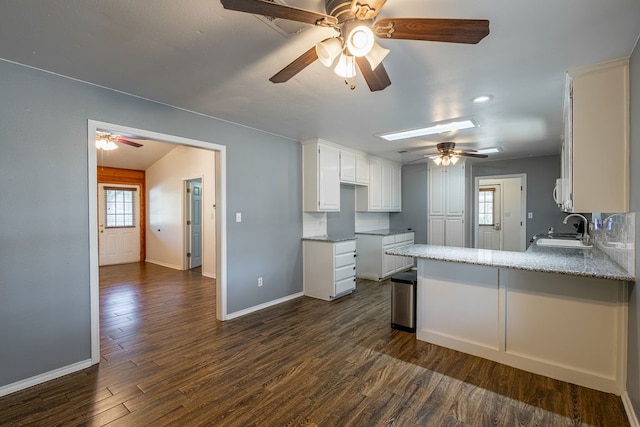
563, 213, 589, 243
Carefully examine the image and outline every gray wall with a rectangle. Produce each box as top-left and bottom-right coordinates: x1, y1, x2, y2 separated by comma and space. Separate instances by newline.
0, 60, 302, 387
470, 155, 575, 244
627, 41, 640, 422
390, 164, 428, 244
327, 184, 356, 236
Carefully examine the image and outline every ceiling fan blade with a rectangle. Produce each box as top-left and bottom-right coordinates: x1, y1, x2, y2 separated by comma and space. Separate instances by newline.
350, 0, 387, 20
270, 46, 318, 83
355, 56, 391, 92
374, 18, 490, 44
116, 137, 143, 148
456, 152, 488, 158
220, 0, 338, 27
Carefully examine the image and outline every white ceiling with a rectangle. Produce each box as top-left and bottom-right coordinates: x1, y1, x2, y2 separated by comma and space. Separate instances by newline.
2, 0, 639, 165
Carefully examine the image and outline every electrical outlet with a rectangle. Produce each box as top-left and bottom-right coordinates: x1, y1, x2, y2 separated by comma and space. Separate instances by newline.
258, 277, 263, 287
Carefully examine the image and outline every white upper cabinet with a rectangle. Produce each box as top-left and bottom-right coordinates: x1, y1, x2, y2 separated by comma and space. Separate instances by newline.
303, 140, 340, 212
428, 163, 465, 247
356, 158, 401, 212
340, 150, 369, 185
429, 164, 465, 216
339, 150, 356, 183
355, 154, 369, 185
562, 58, 629, 213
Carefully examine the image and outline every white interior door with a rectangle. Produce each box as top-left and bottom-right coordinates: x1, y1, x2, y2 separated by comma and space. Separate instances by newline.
478, 184, 502, 250
186, 179, 203, 269
98, 183, 141, 266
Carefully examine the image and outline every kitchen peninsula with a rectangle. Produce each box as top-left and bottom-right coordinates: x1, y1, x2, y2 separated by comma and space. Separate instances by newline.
387, 243, 633, 394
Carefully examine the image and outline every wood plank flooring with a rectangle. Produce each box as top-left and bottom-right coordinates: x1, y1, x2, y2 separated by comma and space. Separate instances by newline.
0, 262, 630, 426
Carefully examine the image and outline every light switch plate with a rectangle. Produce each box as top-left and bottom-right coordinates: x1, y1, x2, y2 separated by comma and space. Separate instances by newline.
527, 212, 533, 219
236, 212, 242, 222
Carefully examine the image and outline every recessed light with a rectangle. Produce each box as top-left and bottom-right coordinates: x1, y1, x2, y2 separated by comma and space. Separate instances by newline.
472, 95, 493, 104
377, 119, 477, 142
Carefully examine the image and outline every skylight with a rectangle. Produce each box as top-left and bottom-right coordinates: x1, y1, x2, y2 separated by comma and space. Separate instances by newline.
377, 119, 477, 142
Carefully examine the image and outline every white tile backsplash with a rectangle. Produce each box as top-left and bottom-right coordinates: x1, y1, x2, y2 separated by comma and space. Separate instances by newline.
302, 212, 327, 237
355, 212, 390, 232
591, 212, 635, 276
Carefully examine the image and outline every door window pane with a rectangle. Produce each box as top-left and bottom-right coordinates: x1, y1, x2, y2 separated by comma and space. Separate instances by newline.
478, 188, 495, 226
105, 188, 136, 228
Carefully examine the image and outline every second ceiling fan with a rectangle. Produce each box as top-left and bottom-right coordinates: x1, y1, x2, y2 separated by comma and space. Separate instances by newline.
220, 0, 490, 91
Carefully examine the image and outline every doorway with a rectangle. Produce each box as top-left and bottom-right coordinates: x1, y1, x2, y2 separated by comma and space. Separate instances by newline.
474, 174, 526, 252
87, 120, 228, 365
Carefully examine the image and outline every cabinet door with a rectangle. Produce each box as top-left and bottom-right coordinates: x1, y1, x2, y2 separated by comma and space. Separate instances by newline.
391, 164, 402, 211
428, 216, 445, 245
318, 145, 340, 211
381, 161, 393, 210
445, 216, 465, 247
355, 155, 369, 185
428, 167, 445, 215
383, 245, 396, 277
368, 158, 383, 210
445, 165, 465, 215
340, 150, 356, 183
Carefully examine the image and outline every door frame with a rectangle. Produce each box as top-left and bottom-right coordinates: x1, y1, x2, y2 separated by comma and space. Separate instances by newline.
473, 174, 527, 252
87, 120, 228, 365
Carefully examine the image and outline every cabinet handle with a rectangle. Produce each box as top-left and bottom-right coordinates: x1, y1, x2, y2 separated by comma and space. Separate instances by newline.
353, 254, 357, 258
353, 266, 356, 270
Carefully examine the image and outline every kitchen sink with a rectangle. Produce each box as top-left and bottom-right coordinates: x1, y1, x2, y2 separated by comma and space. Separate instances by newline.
535, 238, 593, 249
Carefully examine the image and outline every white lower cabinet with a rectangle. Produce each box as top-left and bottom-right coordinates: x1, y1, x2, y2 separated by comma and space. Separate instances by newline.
303, 240, 357, 301
356, 232, 414, 281
417, 259, 627, 394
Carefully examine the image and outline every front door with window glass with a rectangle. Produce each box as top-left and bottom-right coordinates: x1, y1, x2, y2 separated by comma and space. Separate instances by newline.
98, 184, 141, 266
478, 184, 502, 250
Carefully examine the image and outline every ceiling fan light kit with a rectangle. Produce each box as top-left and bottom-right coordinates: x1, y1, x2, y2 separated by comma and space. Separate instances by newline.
95, 138, 118, 151
364, 42, 389, 70
316, 38, 342, 67
220, 0, 489, 92
334, 53, 357, 78
345, 22, 375, 57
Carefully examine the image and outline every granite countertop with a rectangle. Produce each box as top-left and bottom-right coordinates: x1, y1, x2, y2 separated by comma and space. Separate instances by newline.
386, 243, 634, 281
302, 235, 356, 243
355, 229, 415, 236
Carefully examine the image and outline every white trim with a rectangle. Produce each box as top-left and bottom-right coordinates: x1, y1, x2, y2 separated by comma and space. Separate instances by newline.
226, 292, 304, 320
145, 259, 183, 270
0, 359, 92, 398
88, 120, 229, 369
473, 173, 527, 251
623, 392, 640, 427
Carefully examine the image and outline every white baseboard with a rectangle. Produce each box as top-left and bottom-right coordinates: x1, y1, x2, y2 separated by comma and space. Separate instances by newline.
226, 292, 304, 320
0, 359, 93, 398
202, 271, 216, 279
623, 392, 640, 427
145, 259, 182, 270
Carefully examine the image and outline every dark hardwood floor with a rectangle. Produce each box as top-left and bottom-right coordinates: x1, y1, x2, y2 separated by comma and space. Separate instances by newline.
0, 262, 630, 426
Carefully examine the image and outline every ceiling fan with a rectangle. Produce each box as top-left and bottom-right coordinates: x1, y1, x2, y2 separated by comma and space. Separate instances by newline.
413, 141, 488, 165
95, 131, 144, 151
219, 0, 490, 91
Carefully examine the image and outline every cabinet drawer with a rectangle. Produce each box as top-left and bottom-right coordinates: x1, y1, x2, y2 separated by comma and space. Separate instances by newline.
335, 277, 356, 295
335, 264, 356, 282
382, 235, 395, 245
335, 240, 356, 255
335, 252, 356, 268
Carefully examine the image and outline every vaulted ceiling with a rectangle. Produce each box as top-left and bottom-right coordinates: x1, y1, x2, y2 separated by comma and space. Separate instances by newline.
1, 0, 639, 164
